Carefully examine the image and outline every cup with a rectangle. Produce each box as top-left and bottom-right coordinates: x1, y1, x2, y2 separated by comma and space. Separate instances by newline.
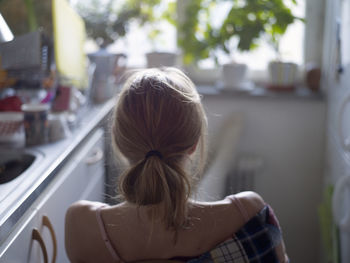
21, 103, 50, 146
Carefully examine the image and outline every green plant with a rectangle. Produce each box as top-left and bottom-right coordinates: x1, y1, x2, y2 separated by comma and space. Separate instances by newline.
144, 1, 177, 50
178, 0, 303, 65
74, 0, 162, 48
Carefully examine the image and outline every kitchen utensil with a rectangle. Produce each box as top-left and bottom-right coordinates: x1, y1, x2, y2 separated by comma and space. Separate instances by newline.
88, 50, 126, 103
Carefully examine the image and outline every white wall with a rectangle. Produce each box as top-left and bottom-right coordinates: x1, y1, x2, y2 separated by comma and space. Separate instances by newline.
201, 93, 326, 263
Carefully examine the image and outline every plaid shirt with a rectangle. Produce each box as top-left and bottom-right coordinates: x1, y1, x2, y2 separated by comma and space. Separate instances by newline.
187, 205, 283, 263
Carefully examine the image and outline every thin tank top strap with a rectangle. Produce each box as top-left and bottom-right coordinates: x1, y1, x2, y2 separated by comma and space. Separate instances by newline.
96, 205, 123, 262
227, 195, 250, 222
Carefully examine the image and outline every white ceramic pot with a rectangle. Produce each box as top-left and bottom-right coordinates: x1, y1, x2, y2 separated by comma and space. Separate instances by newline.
268, 61, 298, 87
146, 52, 177, 68
183, 65, 220, 85
222, 63, 247, 88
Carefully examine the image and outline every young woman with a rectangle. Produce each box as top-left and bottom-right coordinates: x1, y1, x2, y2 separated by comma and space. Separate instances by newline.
65, 67, 288, 263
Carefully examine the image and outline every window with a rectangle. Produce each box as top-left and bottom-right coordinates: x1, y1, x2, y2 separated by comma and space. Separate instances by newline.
75, 0, 311, 71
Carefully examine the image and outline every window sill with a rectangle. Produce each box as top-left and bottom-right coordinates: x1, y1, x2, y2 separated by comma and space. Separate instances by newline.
185, 66, 305, 85
196, 83, 323, 102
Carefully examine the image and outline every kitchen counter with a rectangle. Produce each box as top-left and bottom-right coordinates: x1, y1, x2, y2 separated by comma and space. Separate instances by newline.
0, 98, 115, 245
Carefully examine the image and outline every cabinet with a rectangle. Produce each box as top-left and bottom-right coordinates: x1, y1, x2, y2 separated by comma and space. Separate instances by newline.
0, 128, 105, 263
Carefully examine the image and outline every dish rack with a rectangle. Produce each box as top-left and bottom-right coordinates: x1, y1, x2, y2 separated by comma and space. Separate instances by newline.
0, 112, 24, 142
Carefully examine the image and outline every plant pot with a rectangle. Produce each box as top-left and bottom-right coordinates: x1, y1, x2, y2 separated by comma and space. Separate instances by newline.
221, 63, 248, 89
183, 65, 220, 85
146, 52, 177, 68
268, 61, 298, 89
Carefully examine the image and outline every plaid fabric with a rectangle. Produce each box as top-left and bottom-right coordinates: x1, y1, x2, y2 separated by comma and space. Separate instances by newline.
187, 237, 248, 263
235, 206, 280, 263
187, 205, 282, 263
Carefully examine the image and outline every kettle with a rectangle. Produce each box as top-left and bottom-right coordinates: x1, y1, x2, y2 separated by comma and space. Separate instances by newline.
88, 49, 126, 103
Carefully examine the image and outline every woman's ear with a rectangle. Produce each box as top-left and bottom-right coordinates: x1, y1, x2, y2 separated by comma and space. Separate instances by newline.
188, 142, 198, 155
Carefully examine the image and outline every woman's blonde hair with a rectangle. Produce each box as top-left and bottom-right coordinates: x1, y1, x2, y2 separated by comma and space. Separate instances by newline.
112, 67, 207, 232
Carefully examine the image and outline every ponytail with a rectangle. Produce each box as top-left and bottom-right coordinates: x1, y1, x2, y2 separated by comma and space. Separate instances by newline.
119, 153, 191, 229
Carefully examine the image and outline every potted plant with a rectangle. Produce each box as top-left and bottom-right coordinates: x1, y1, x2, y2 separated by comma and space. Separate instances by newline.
177, 0, 302, 88
142, 1, 179, 68
146, 51, 178, 67
266, 7, 304, 90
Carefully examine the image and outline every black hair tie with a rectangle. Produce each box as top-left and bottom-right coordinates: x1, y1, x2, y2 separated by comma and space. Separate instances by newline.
145, 150, 163, 159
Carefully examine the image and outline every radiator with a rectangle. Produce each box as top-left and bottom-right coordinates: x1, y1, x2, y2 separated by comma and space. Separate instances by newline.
226, 153, 263, 195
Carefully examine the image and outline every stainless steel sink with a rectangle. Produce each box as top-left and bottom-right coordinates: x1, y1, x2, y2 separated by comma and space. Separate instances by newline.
0, 149, 43, 184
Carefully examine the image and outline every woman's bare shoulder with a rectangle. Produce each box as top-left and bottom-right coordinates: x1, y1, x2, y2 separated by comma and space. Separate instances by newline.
191, 191, 265, 226
67, 200, 105, 214
65, 200, 105, 262
65, 200, 106, 244
192, 191, 265, 212
233, 191, 266, 215
235, 191, 265, 211
182, 191, 265, 252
